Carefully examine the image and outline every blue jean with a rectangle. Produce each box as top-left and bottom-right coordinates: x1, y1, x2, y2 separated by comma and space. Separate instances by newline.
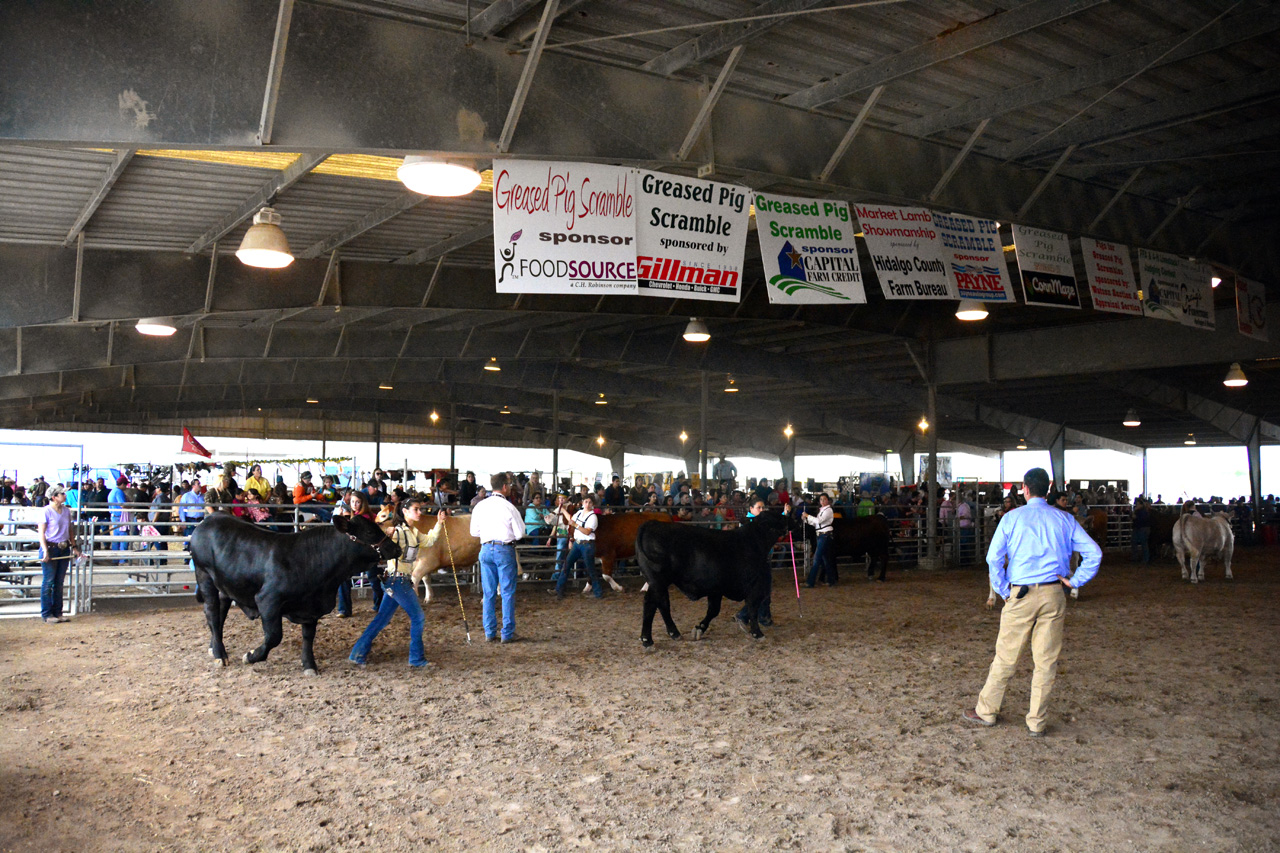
549, 535, 569, 581
1131, 527, 1150, 563
806, 533, 834, 586
557, 541, 602, 597
348, 575, 427, 666
480, 542, 518, 641
337, 571, 384, 616
40, 545, 71, 619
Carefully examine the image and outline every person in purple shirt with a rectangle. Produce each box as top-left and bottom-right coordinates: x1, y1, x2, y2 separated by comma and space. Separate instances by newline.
37, 486, 81, 623
963, 467, 1101, 737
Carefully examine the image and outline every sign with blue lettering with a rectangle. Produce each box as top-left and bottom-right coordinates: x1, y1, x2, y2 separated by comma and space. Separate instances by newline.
935, 212, 1014, 303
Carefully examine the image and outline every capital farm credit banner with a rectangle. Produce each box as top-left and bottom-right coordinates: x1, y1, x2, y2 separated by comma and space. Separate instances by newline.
635, 170, 750, 302
854, 204, 956, 300
754, 193, 865, 304
491, 159, 637, 295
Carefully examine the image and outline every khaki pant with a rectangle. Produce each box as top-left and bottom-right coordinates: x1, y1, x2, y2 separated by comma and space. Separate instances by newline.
975, 583, 1066, 733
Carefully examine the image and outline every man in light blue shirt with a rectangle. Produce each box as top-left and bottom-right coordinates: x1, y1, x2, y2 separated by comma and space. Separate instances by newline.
964, 467, 1101, 737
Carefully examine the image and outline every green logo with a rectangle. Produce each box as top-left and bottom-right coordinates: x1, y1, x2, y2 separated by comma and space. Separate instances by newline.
769, 274, 850, 300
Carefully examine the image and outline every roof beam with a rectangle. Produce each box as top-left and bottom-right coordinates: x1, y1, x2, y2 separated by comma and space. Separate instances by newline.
1103, 373, 1280, 443
62, 148, 135, 246
780, 0, 1110, 110
469, 0, 544, 38
395, 222, 493, 265
1068, 115, 1280, 180
895, 4, 1280, 139
676, 45, 744, 162
186, 152, 328, 255
643, 0, 828, 77
297, 191, 426, 259
498, 0, 559, 153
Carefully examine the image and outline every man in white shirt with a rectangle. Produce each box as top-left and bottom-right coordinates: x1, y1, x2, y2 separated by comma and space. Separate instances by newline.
552, 495, 605, 599
468, 473, 526, 643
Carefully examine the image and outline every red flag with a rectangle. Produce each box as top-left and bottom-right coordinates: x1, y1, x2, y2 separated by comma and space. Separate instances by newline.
181, 427, 212, 458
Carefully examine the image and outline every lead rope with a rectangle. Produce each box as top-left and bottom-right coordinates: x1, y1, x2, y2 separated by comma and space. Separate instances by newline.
440, 518, 472, 644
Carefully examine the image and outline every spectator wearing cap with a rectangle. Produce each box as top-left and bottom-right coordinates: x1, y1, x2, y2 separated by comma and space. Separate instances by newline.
38, 485, 80, 623
294, 471, 332, 522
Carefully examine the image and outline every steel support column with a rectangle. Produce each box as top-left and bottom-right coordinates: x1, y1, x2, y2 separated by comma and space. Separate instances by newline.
551, 390, 559, 489
700, 371, 708, 488
1247, 422, 1262, 533
925, 384, 938, 565
1049, 427, 1066, 491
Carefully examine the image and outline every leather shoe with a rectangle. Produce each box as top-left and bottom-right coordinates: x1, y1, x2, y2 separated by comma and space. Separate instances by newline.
962, 708, 996, 727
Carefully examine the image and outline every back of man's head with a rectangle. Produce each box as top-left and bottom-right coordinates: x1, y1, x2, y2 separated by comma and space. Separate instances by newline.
490, 472, 509, 493
1023, 467, 1051, 498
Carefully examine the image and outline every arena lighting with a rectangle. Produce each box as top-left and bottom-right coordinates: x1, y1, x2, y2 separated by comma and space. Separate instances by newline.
918, 415, 929, 432
724, 376, 738, 392
1211, 276, 1222, 288
484, 357, 501, 372
1223, 362, 1248, 387
378, 384, 393, 390
429, 410, 440, 424
597, 434, 605, 447
1185, 433, 1197, 446
596, 393, 608, 405
679, 430, 688, 443
306, 398, 319, 404
1122, 408, 1142, 427
396, 156, 482, 196
500, 405, 511, 415
134, 318, 177, 336
1016, 439, 1028, 450
783, 423, 794, 439
682, 317, 710, 342
955, 299, 989, 321
236, 207, 294, 268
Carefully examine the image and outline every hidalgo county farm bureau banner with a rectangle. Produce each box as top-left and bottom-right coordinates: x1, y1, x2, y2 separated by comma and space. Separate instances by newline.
634, 169, 751, 303
753, 193, 865, 304
854, 204, 956, 300
491, 159, 638, 295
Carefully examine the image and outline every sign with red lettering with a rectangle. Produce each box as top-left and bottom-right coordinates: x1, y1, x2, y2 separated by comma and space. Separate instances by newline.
934, 213, 1013, 302
1237, 276, 1267, 341
1080, 238, 1142, 316
855, 204, 955, 300
1012, 225, 1079, 309
491, 159, 637, 295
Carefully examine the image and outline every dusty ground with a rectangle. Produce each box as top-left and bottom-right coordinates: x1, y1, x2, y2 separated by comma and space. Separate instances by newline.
0, 550, 1276, 853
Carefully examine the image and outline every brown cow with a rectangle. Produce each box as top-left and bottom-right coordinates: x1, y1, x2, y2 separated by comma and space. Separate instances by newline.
1083, 508, 1108, 549
377, 508, 481, 601
572, 511, 675, 593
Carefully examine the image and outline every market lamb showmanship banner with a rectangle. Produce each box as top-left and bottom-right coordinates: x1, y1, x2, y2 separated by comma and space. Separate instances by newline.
491, 159, 637, 295
855, 204, 956, 300
635, 170, 750, 303
934, 212, 1014, 303
754, 193, 865, 304
1012, 224, 1080, 309
1080, 237, 1142, 316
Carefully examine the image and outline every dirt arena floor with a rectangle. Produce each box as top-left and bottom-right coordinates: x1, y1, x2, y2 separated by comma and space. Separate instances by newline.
1, 548, 1277, 853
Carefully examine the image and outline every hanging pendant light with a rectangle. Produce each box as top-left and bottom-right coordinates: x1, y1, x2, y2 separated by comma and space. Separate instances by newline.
397, 156, 482, 196
595, 393, 608, 405
1184, 433, 1197, 446
918, 415, 929, 433
683, 317, 710, 342
484, 357, 501, 372
135, 318, 177, 336
783, 423, 794, 439
679, 430, 688, 443
955, 299, 989, 321
429, 410, 440, 424
1016, 439, 1028, 450
1223, 362, 1248, 387
1122, 408, 1141, 427
236, 207, 294, 268
597, 435, 605, 447
724, 376, 738, 392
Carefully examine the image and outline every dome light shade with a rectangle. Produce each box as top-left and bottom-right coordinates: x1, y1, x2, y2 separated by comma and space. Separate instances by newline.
1185, 434, 1197, 446
1223, 362, 1248, 387
683, 317, 710, 342
484, 357, 501, 372
955, 299, 989, 321
135, 318, 177, 336
397, 156, 482, 196
1016, 439, 1028, 450
236, 207, 294, 268
1122, 408, 1141, 427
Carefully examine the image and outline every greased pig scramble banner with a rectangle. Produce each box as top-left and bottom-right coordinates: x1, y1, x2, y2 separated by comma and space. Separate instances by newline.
1012, 224, 1080, 309
754, 193, 865, 304
1080, 238, 1142, 316
635, 170, 750, 302
933, 213, 1014, 302
855, 204, 956, 300
491, 160, 637, 295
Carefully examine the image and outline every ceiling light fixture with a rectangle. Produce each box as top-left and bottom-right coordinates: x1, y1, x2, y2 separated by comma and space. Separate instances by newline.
597, 435, 605, 447
724, 376, 738, 392
236, 206, 294, 268
396, 156, 482, 196
429, 410, 439, 424
1016, 439, 1028, 450
918, 416, 929, 433
135, 318, 177, 336
679, 430, 688, 443
500, 405, 511, 415
1211, 276, 1222, 289
484, 357, 501, 372
955, 299, 989, 321
683, 317, 710, 343
1223, 362, 1248, 387
306, 398, 319, 404
595, 393, 608, 405
783, 423, 794, 439
378, 384, 393, 390
1185, 433, 1197, 446
1122, 408, 1141, 427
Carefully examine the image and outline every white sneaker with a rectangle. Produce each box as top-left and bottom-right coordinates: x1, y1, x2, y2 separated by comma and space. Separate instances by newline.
44, 617, 60, 624
57, 616, 71, 623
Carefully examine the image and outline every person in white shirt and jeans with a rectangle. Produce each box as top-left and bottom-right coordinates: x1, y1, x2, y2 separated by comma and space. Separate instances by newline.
554, 495, 604, 599
469, 473, 526, 643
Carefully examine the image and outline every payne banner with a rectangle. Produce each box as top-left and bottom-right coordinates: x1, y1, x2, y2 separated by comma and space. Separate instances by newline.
934, 212, 1014, 302
754, 193, 865, 304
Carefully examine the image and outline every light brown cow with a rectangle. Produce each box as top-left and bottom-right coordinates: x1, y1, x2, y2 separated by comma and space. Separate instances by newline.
377, 508, 481, 601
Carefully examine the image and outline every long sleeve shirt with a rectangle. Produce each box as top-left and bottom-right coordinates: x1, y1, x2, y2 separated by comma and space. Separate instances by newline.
804, 505, 834, 533
468, 495, 525, 544
986, 497, 1102, 600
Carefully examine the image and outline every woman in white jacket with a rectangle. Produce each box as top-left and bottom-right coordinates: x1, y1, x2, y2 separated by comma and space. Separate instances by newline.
803, 493, 836, 587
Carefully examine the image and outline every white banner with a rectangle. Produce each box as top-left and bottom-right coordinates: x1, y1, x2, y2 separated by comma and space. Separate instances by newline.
934, 213, 1014, 302
1178, 259, 1215, 330
491, 159, 637, 295
855, 204, 955, 300
1137, 248, 1185, 323
755, 193, 865, 304
1080, 238, 1142, 316
635, 170, 750, 302
1237, 276, 1267, 341
1012, 224, 1080, 309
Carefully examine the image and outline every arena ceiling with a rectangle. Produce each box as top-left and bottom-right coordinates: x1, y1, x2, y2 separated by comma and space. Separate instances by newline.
1, 0, 1279, 469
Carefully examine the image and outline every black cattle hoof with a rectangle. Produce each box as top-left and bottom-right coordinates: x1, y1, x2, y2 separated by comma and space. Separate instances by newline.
643, 643, 656, 653
667, 629, 681, 640
212, 657, 226, 668
640, 637, 654, 650
758, 617, 773, 627
751, 632, 766, 641
242, 652, 253, 664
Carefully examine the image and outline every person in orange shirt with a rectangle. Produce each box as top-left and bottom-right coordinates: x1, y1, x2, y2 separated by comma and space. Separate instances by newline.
293, 471, 331, 522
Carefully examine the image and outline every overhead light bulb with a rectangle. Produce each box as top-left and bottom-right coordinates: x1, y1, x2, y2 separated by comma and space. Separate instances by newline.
236, 207, 294, 268
484, 357, 501, 372
135, 318, 177, 336
1211, 276, 1222, 289
679, 430, 688, 443
918, 416, 929, 433
783, 423, 794, 439
596, 393, 608, 405
597, 435, 605, 447
1185, 434, 1197, 446
1223, 362, 1248, 387
379, 384, 393, 390
683, 317, 710, 343
955, 299, 989, 321
306, 398, 319, 404
430, 410, 439, 424
500, 405, 511, 415
724, 376, 738, 392
397, 156, 482, 196
1016, 439, 1028, 450
1122, 408, 1141, 427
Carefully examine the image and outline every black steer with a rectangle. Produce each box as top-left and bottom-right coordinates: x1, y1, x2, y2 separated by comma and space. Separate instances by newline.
190, 513, 398, 674
829, 514, 893, 581
635, 509, 798, 649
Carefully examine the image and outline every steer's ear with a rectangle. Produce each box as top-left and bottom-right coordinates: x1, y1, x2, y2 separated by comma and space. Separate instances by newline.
332, 515, 351, 534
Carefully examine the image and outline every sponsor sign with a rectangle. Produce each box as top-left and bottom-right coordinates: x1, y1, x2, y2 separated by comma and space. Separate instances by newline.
1178, 259, 1215, 330
855, 204, 956, 300
934, 213, 1013, 302
491, 159, 637, 295
635, 170, 750, 302
1237, 276, 1267, 341
917, 455, 953, 488
1080, 238, 1142, 316
754, 193, 865, 304
1137, 248, 1183, 323
1012, 224, 1079, 309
